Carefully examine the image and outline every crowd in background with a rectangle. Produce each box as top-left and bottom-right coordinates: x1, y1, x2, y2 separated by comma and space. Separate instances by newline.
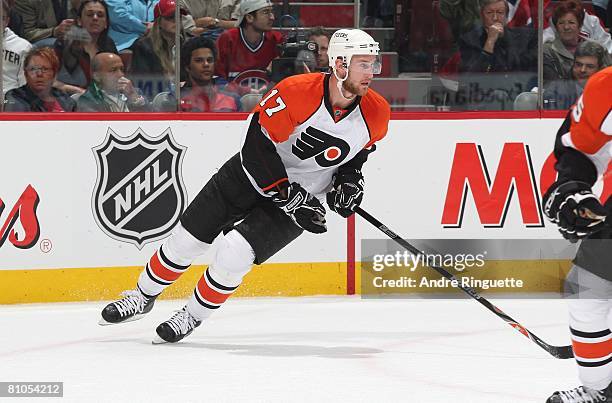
1, 0, 611, 112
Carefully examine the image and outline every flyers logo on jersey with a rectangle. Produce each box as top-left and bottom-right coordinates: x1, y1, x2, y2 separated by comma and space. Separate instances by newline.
292, 127, 350, 167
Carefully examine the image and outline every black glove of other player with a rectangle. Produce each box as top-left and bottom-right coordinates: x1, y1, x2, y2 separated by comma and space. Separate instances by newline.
542, 181, 607, 241
272, 182, 327, 234
326, 169, 364, 218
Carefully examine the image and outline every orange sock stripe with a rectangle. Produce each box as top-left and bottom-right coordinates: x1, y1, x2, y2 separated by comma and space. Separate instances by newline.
572, 338, 612, 359
149, 252, 183, 282
196, 274, 233, 305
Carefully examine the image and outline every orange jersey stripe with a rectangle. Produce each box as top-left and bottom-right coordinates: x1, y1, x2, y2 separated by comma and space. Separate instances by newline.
196, 273, 233, 305
572, 338, 612, 359
262, 177, 288, 192
149, 253, 182, 282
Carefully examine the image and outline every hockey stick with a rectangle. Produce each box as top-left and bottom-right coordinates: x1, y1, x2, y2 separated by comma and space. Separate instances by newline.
354, 206, 574, 359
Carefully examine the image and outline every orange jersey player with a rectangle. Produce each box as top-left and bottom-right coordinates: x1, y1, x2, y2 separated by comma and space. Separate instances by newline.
542, 67, 612, 403
100, 29, 391, 344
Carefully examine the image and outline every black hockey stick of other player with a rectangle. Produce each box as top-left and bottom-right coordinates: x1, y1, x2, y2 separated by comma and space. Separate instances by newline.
354, 206, 574, 360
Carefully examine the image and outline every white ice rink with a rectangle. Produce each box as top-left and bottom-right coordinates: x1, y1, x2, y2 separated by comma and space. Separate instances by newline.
0, 296, 583, 402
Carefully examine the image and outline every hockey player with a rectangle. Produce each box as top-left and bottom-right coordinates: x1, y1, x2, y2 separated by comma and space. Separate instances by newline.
542, 66, 612, 403
99, 28, 391, 343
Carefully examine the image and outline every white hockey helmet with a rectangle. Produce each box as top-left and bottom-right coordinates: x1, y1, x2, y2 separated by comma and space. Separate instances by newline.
327, 29, 380, 71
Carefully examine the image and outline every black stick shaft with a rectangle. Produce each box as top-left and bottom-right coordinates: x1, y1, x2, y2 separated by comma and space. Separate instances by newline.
354, 206, 574, 359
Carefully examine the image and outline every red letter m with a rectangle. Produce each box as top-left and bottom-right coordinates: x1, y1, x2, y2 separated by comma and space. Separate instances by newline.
441, 143, 543, 228
0, 185, 41, 249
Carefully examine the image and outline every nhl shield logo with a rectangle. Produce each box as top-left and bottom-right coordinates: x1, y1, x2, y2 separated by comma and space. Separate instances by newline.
92, 128, 187, 249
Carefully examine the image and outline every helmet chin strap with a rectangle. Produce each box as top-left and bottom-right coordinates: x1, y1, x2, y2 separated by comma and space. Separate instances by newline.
333, 68, 356, 101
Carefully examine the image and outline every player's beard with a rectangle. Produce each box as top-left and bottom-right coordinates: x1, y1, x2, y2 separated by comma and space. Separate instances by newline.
342, 78, 369, 97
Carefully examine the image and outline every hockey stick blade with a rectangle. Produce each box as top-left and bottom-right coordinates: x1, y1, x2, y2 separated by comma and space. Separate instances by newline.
354, 207, 574, 359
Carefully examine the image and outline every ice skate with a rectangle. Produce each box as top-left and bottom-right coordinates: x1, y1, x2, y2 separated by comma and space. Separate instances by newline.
152, 306, 201, 344
99, 289, 157, 325
546, 382, 612, 403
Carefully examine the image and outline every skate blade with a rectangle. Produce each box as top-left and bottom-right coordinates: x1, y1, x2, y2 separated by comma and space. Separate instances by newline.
98, 313, 146, 326
152, 335, 169, 344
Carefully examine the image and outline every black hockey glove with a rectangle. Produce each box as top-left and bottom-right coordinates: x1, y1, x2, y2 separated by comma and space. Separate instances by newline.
272, 182, 327, 234
542, 181, 607, 241
326, 169, 364, 218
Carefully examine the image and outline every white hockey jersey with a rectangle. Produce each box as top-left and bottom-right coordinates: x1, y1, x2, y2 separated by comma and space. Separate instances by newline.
240, 73, 390, 198
2, 28, 32, 94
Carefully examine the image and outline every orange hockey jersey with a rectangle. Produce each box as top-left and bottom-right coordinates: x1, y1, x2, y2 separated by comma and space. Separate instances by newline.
561, 66, 612, 177
240, 73, 391, 198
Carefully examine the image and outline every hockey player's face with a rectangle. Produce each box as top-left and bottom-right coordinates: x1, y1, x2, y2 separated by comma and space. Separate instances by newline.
343, 55, 376, 96
188, 48, 215, 85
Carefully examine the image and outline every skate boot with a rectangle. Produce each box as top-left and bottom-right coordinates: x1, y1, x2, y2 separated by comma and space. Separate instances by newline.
546, 381, 612, 403
153, 306, 201, 344
99, 289, 157, 325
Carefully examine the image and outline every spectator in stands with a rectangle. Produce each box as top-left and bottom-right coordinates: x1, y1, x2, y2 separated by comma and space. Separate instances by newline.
4, 47, 76, 111
77, 52, 148, 111
54, 0, 118, 95
361, 0, 394, 28
130, 0, 185, 100
543, 0, 612, 52
592, 0, 610, 29
308, 26, 330, 72
215, 0, 283, 86
542, 0, 605, 81
15, 0, 79, 45
2, 0, 32, 94
456, 0, 537, 109
165, 36, 237, 112
7, 0, 24, 37
544, 40, 610, 109
459, 0, 537, 74
179, 0, 239, 39
440, 0, 483, 42
106, 0, 157, 51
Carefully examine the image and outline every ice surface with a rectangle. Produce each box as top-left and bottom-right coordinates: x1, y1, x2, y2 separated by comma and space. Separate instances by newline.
0, 297, 581, 402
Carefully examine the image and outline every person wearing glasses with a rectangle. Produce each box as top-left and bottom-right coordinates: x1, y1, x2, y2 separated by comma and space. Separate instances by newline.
129, 0, 185, 100
54, 0, 118, 96
4, 47, 76, 111
214, 0, 283, 83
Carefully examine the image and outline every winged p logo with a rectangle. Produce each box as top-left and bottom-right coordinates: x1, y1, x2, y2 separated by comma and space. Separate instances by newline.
292, 126, 350, 167
92, 128, 187, 249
